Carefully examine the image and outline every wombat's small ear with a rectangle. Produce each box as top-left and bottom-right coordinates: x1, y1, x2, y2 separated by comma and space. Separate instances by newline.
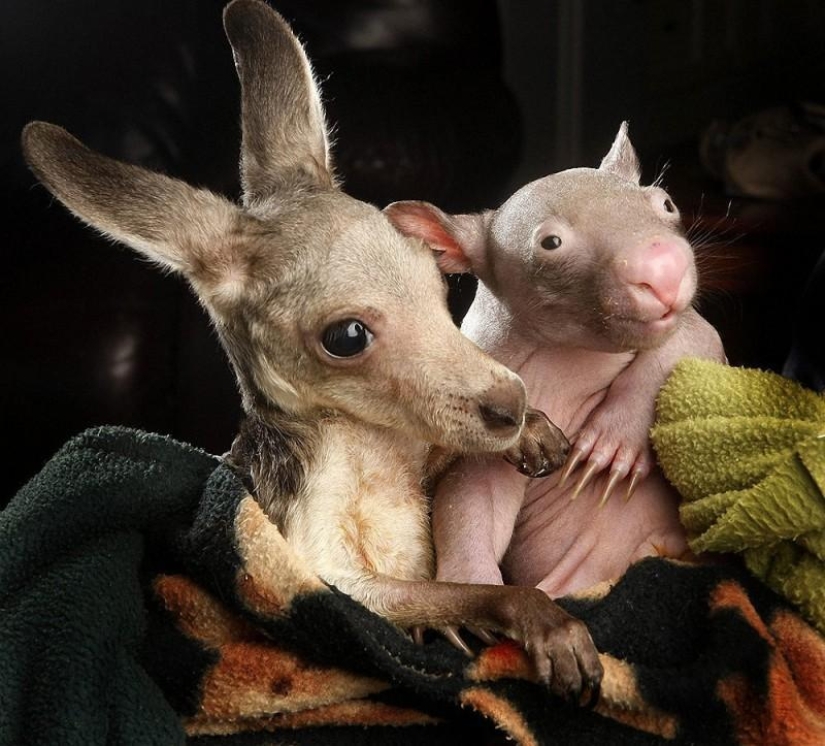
384, 201, 486, 275
599, 121, 642, 184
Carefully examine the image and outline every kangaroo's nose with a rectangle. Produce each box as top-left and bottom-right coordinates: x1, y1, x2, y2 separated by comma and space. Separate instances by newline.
479, 403, 520, 430
478, 380, 526, 435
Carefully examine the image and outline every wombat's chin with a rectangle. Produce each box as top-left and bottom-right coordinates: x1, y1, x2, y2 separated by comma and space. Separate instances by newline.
607, 314, 681, 351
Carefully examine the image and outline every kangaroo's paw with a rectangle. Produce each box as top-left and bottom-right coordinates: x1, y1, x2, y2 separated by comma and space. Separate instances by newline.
494, 587, 603, 703
504, 408, 570, 478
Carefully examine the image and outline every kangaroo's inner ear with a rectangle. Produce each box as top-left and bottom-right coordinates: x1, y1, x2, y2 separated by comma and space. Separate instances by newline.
223, 0, 334, 203
22, 121, 246, 293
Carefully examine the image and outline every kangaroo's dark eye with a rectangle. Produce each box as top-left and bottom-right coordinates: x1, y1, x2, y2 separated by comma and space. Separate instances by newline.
321, 319, 374, 358
541, 235, 562, 250
663, 198, 676, 213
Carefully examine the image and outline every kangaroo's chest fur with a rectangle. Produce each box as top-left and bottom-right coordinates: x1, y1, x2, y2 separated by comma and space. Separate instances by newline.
230, 412, 435, 600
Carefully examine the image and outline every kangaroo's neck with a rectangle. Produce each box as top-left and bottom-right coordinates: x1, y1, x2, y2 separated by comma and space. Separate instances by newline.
226, 407, 322, 531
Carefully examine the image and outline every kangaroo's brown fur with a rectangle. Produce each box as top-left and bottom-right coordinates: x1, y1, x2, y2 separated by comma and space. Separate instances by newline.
21, 0, 601, 700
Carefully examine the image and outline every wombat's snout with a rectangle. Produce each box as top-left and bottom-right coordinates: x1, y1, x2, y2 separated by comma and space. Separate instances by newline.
621, 237, 693, 315
478, 381, 526, 436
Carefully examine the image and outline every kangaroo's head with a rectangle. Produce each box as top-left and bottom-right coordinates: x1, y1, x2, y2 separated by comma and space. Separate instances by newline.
22, 0, 528, 453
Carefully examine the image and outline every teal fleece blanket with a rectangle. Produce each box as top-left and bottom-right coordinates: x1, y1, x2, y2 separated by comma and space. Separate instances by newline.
0, 427, 218, 745
3, 426, 825, 746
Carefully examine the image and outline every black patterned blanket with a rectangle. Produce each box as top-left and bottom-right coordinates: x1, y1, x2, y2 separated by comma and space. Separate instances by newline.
2, 427, 824, 746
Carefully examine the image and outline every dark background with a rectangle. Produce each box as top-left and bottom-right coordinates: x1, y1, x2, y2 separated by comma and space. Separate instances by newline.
3, 0, 825, 501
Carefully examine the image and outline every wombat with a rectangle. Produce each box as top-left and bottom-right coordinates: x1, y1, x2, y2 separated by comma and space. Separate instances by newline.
386, 123, 725, 597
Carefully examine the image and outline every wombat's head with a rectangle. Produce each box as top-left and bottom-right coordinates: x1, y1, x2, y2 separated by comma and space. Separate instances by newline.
387, 123, 697, 353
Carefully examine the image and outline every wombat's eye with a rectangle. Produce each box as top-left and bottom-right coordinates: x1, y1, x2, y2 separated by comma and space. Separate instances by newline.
321, 319, 374, 358
663, 198, 676, 213
541, 235, 563, 250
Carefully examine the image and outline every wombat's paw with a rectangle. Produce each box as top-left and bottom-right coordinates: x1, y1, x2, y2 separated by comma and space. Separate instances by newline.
559, 404, 655, 505
504, 409, 569, 478
503, 589, 603, 704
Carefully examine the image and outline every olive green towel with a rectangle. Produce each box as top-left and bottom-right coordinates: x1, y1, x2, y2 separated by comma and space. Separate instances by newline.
652, 358, 825, 634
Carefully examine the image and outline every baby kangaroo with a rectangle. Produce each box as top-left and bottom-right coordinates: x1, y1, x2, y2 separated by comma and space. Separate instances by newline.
21, 0, 600, 700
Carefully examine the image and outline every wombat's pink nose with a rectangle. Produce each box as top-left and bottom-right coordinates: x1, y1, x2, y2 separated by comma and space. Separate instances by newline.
478, 381, 526, 435
623, 238, 691, 311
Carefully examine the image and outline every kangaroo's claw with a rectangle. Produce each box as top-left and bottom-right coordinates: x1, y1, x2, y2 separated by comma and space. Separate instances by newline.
467, 625, 499, 646
504, 408, 569, 479
442, 625, 473, 656
410, 624, 500, 654
579, 678, 602, 709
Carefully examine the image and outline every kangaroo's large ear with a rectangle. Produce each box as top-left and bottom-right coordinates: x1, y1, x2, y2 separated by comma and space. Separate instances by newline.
223, 0, 334, 202
384, 201, 489, 275
22, 122, 243, 287
599, 121, 641, 184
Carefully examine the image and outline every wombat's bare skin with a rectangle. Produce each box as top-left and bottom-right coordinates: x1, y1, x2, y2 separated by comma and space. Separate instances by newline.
386, 123, 725, 598
435, 307, 715, 596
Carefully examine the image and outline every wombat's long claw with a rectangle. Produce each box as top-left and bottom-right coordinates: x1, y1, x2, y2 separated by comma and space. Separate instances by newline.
411, 625, 425, 645
625, 470, 642, 502
598, 469, 624, 508
571, 460, 600, 500
559, 447, 585, 488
